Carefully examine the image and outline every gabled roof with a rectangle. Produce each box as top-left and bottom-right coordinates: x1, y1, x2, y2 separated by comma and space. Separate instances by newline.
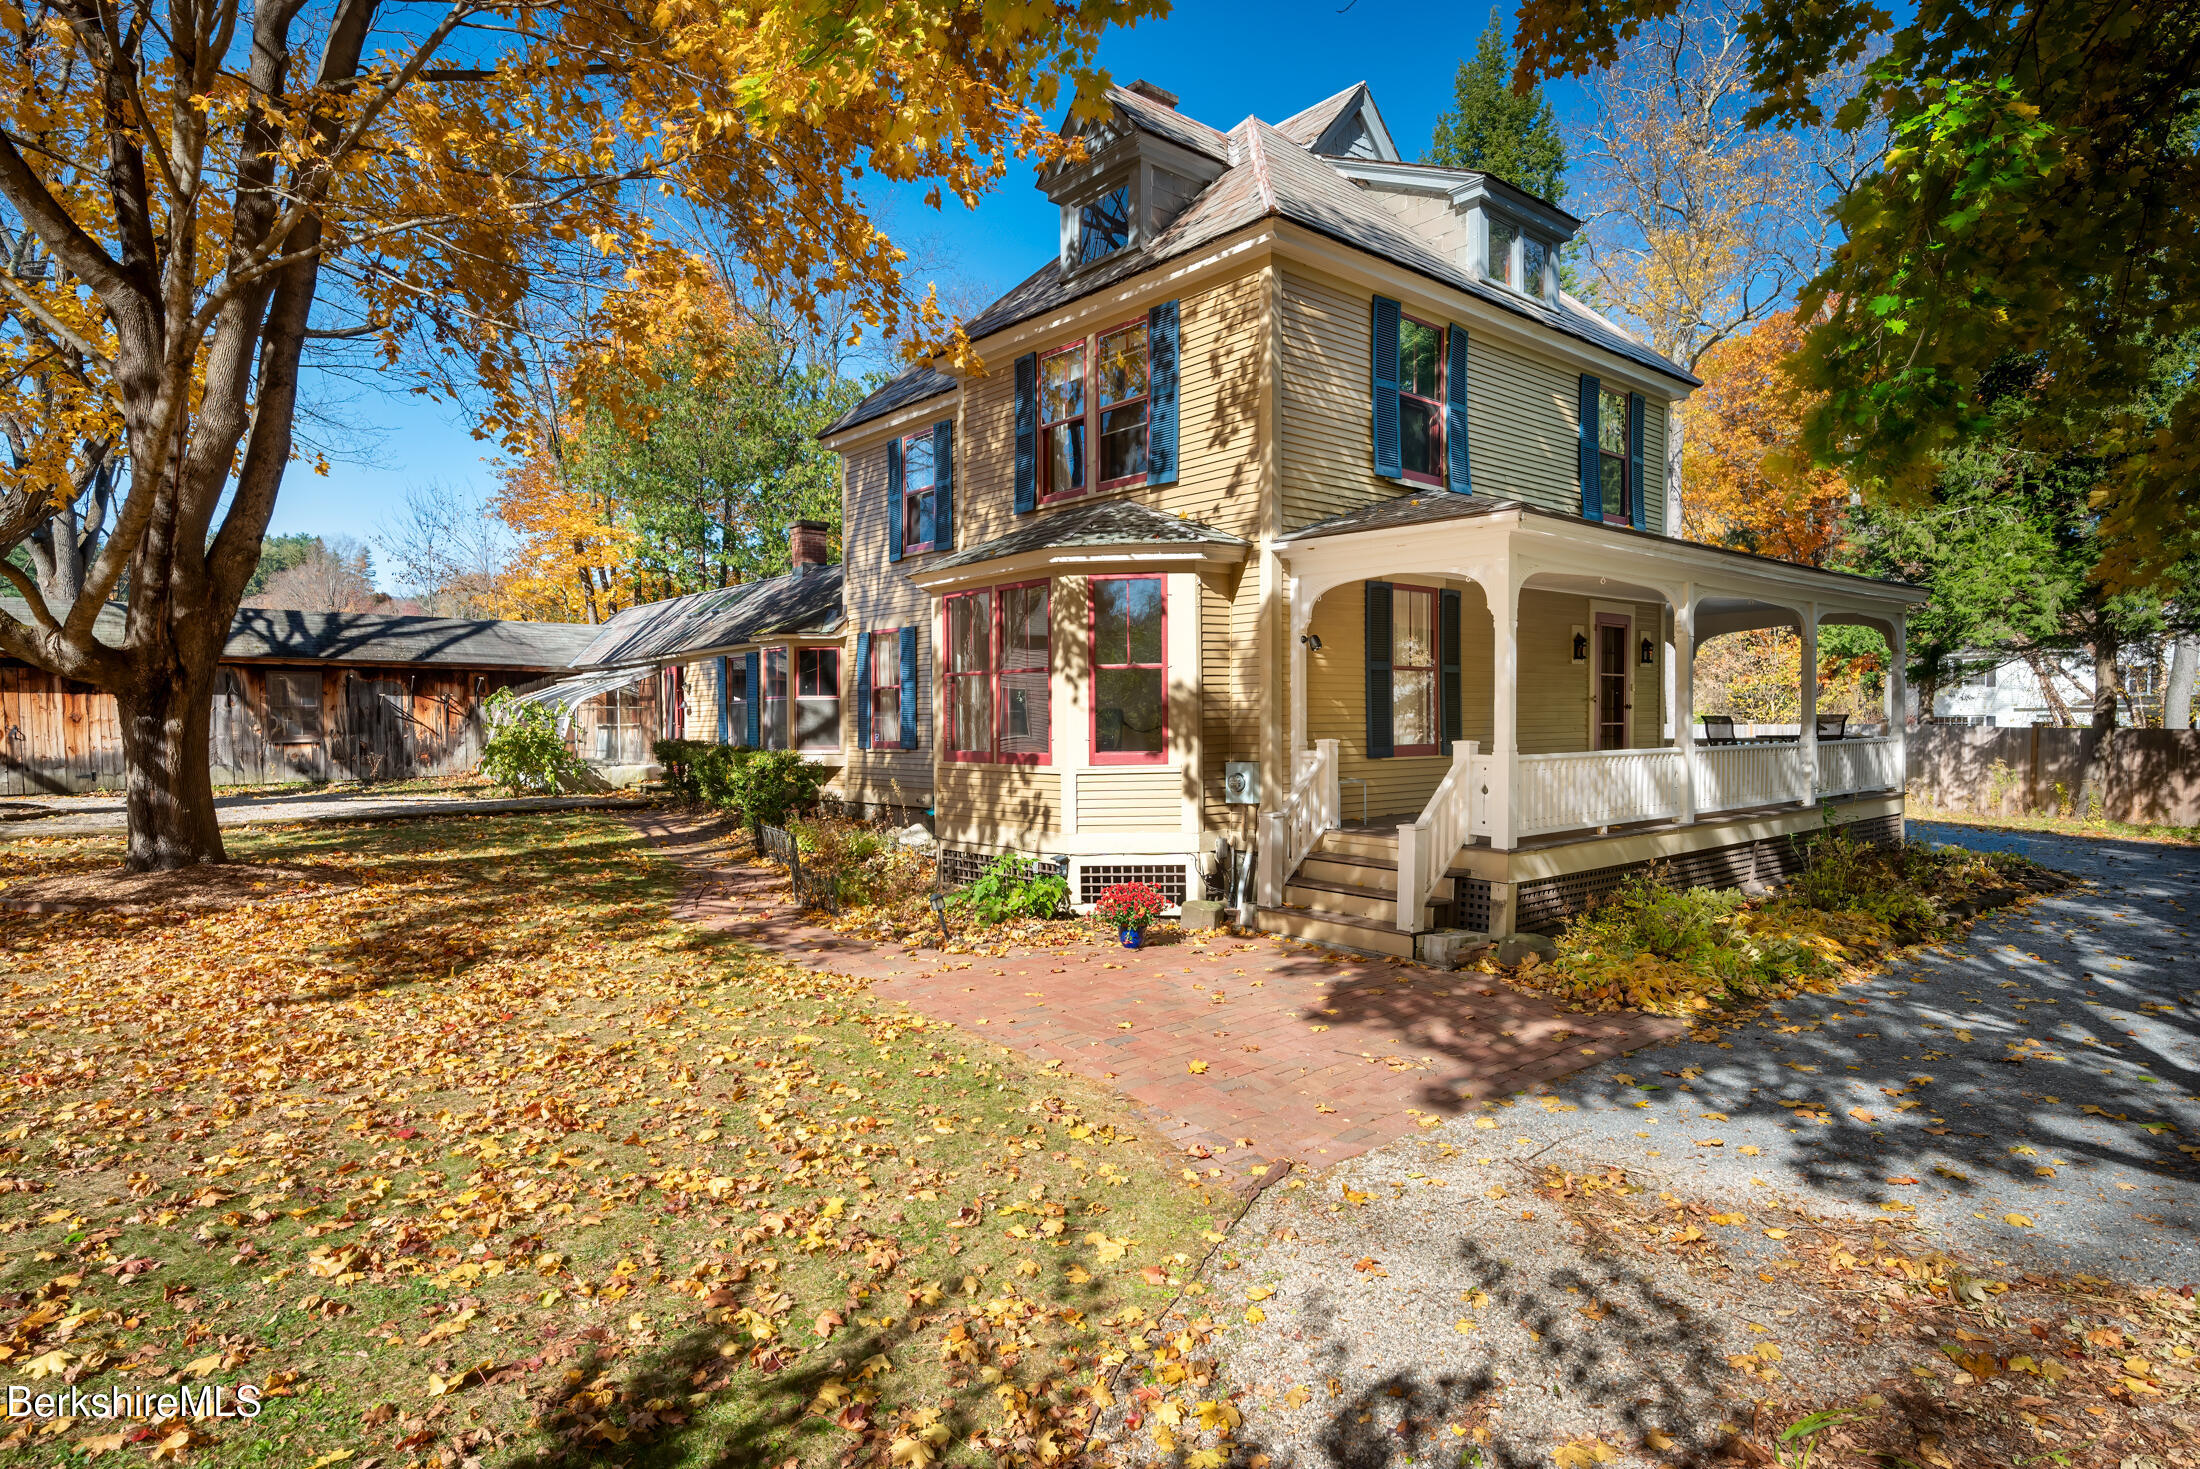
1270, 82, 1399, 161
1105, 83, 1231, 164
0, 600, 595, 669
922, 498, 1246, 573
571, 565, 844, 668
820, 362, 956, 439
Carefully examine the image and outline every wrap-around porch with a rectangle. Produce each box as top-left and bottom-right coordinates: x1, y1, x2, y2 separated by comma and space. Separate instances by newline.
1257, 496, 1923, 943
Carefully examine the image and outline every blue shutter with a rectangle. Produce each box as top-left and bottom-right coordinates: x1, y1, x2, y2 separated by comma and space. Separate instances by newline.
1578, 375, 1601, 520
715, 654, 730, 744
898, 625, 919, 750
1446, 325, 1471, 494
932, 419, 954, 550
1146, 299, 1180, 484
1628, 392, 1647, 531
886, 435, 904, 562
1013, 353, 1038, 514
743, 650, 760, 748
1371, 297, 1402, 480
1441, 589, 1462, 746
1365, 581, 1394, 759
854, 633, 872, 751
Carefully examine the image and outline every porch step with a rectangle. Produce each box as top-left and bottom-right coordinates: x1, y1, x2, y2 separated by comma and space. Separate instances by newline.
1255, 904, 1417, 960
1297, 849, 1455, 902
1284, 877, 1438, 927
1312, 828, 1400, 862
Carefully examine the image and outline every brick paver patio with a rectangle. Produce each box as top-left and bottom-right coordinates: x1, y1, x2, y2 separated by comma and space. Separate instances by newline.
628, 810, 1682, 1177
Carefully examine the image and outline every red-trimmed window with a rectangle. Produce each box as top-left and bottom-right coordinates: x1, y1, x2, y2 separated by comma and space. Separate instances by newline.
1390, 585, 1438, 756
796, 648, 840, 751
901, 430, 937, 552
1399, 315, 1444, 485
870, 631, 902, 751
945, 589, 994, 759
996, 581, 1051, 762
1040, 343, 1086, 501
762, 647, 789, 749
1095, 321, 1149, 488
1597, 386, 1631, 524
1091, 575, 1165, 764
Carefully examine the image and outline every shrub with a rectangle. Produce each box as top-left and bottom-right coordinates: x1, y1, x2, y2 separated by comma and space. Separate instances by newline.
479, 689, 587, 793
654, 738, 751, 806
950, 853, 1068, 926
1542, 871, 1835, 1016
1092, 881, 1168, 933
651, 740, 826, 827
792, 819, 893, 906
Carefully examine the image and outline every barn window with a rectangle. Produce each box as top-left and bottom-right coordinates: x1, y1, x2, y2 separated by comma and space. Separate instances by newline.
267, 672, 322, 743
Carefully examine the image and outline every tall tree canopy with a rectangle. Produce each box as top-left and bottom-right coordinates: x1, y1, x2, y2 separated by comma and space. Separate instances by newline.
1426, 10, 1569, 201
0, 0, 1157, 869
1679, 311, 1851, 565
1512, 0, 2200, 589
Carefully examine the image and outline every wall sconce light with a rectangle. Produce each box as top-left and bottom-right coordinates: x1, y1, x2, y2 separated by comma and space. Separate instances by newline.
1639, 636, 1655, 666
1300, 633, 1323, 651
1571, 629, 1588, 663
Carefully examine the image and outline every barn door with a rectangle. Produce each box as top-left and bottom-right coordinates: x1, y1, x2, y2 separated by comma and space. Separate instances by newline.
346, 676, 409, 783
208, 669, 261, 786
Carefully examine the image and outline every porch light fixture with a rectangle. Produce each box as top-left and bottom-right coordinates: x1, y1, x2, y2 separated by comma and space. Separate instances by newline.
1300, 633, 1323, 651
1639, 637, 1655, 666
1571, 631, 1588, 662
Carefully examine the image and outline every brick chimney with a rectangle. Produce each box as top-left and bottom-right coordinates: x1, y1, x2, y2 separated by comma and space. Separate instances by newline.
1126, 79, 1179, 108
789, 519, 831, 575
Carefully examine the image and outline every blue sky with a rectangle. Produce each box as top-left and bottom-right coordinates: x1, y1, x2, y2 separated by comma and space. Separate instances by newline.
286, 0, 1592, 586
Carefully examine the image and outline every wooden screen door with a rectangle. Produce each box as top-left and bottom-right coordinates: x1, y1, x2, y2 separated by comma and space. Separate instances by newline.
1596, 616, 1630, 749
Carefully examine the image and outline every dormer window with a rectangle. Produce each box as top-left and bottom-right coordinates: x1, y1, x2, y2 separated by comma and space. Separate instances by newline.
1078, 186, 1132, 265
1522, 236, 1549, 297
1487, 218, 1518, 290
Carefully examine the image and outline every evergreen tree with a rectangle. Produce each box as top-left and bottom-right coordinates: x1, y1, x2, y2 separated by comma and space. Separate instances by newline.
1426, 11, 1569, 202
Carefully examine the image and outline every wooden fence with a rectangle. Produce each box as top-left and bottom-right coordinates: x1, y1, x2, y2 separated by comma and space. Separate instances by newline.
1907, 724, 2200, 826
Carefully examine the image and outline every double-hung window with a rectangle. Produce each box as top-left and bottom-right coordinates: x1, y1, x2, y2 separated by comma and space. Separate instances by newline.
1598, 386, 1630, 523
869, 632, 902, 750
942, 584, 1053, 762
1091, 575, 1165, 763
901, 430, 936, 552
1095, 322, 1149, 487
1398, 316, 1445, 485
1487, 217, 1518, 289
763, 648, 789, 749
795, 648, 840, 751
1390, 586, 1437, 756
1040, 345, 1086, 501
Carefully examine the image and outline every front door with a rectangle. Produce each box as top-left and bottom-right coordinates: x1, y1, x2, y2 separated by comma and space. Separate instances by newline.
1596, 619, 1629, 749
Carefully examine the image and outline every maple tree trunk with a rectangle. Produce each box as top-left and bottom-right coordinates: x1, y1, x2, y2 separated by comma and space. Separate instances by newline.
2090, 636, 2122, 731
115, 663, 226, 871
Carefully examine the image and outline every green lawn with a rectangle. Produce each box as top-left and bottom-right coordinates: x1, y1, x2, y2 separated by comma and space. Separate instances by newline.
0, 814, 1226, 1467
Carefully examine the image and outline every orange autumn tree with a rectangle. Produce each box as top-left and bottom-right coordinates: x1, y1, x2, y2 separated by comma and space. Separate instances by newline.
0, 0, 1158, 870
1680, 310, 1853, 565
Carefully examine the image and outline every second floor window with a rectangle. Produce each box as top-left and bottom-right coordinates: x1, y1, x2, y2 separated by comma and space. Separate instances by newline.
1096, 322, 1149, 487
901, 430, 936, 552
1598, 386, 1630, 523
1078, 186, 1131, 265
1041, 344, 1086, 500
1399, 317, 1445, 485
796, 648, 840, 751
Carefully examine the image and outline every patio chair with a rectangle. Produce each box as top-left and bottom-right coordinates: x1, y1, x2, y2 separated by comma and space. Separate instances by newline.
1816, 712, 1849, 741
1700, 715, 1738, 746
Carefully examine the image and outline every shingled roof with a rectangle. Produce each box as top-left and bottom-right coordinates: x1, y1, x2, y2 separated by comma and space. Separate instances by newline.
0, 600, 596, 668
571, 565, 844, 668
922, 498, 1246, 572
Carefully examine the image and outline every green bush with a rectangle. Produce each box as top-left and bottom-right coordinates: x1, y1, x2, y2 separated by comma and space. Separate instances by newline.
791, 819, 894, 906
652, 739, 827, 828
950, 853, 1068, 926
479, 689, 587, 793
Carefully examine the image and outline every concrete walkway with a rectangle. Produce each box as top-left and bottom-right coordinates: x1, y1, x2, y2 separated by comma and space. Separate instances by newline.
0, 788, 653, 837
626, 808, 1681, 1176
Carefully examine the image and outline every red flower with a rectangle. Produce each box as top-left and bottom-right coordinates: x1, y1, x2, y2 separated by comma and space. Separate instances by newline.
1094, 881, 1168, 927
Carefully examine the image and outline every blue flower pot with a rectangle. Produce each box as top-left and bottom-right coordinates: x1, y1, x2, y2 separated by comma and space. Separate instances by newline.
1120, 927, 1144, 949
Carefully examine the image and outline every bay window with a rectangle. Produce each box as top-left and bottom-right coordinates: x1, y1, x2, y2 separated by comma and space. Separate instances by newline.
944, 583, 1053, 762
796, 648, 840, 751
1398, 316, 1445, 485
946, 589, 994, 759
1091, 575, 1165, 763
1598, 386, 1630, 523
1390, 586, 1437, 756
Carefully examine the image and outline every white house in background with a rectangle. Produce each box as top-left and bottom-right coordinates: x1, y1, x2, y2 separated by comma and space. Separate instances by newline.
1934, 648, 2179, 727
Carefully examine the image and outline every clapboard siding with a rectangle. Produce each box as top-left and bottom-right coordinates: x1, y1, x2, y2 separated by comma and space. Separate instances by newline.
1198, 564, 1261, 826
935, 765, 1062, 847
1076, 767, 1184, 832
840, 437, 941, 805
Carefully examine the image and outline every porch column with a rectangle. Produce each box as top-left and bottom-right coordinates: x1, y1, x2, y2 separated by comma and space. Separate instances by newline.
1488, 559, 1522, 851
1674, 582, 1697, 824
1889, 616, 1910, 798
1798, 601, 1819, 805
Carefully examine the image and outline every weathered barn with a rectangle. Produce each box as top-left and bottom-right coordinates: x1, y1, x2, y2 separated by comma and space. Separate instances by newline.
0, 604, 595, 795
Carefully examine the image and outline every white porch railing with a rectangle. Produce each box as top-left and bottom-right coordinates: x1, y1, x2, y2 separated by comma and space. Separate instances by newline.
1517, 748, 1687, 837
1814, 735, 1903, 799
1259, 737, 1339, 906
1692, 741, 1811, 814
1397, 741, 1479, 930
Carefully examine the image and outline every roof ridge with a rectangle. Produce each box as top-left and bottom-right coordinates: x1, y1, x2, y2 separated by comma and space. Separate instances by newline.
1239, 119, 1279, 214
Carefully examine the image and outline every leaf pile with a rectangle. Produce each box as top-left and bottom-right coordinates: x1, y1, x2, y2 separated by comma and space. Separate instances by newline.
0, 813, 1222, 1466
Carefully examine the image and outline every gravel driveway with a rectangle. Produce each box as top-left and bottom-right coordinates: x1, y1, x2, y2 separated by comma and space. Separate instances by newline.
1194, 823, 2199, 1466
